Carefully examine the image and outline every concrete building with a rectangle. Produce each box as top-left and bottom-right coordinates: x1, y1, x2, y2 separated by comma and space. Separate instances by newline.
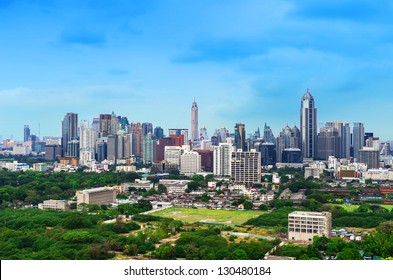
353, 122, 365, 161
288, 211, 332, 242
76, 187, 116, 205
164, 146, 183, 167
38, 200, 69, 211
33, 163, 47, 172
159, 179, 190, 194
143, 133, 157, 163
180, 151, 201, 175
326, 121, 351, 158
317, 126, 340, 160
363, 169, 393, 181
168, 129, 188, 146
231, 149, 261, 184
79, 120, 96, 166
359, 147, 380, 169
213, 143, 234, 176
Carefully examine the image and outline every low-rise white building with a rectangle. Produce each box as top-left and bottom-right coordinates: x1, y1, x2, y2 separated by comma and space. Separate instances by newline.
363, 169, 393, 181
288, 211, 332, 243
38, 199, 70, 210
76, 187, 116, 205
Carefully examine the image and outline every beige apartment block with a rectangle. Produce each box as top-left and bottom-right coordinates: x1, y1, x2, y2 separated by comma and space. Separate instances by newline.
288, 211, 332, 242
77, 187, 116, 205
38, 199, 69, 211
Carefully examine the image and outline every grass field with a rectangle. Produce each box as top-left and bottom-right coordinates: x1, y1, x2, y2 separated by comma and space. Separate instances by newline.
329, 204, 393, 212
151, 207, 267, 225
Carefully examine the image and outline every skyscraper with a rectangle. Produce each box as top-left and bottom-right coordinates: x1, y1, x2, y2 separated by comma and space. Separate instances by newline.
191, 100, 198, 142
23, 125, 30, 142
99, 114, 111, 137
61, 112, 78, 156
142, 122, 153, 136
234, 123, 246, 151
231, 149, 261, 184
300, 89, 317, 159
317, 126, 340, 160
213, 143, 234, 176
154, 126, 164, 140
353, 122, 365, 161
326, 121, 351, 158
80, 120, 96, 165
143, 133, 157, 163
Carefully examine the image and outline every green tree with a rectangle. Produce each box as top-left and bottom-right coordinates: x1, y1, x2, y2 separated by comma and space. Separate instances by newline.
336, 248, 363, 260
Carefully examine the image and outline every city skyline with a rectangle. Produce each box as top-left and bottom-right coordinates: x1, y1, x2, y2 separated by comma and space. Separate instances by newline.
1, 1, 393, 140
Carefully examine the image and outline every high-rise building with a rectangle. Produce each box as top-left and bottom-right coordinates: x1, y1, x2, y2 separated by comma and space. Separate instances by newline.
61, 113, 78, 157
99, 114, 111, 137
300, 89, 317, 159
317, 126, 340, 160
164, 146, 183, 167
353, 122, 365, 161
123, 134, 133, 159
107, 135, 118, 163
231, 149, 261, 184
191, 100, 199, 142
96, 140, 107, 162
168, 129, 188, 146
263, 123, 275, 144
156, 137, 174, 162
66, 139, 80, 158
110, 111, 119, 135
199, 126, 208, 140
213, 143, 234, 176
326, 121, 350, 158
260, 143, 276, 166
130, 122, 144, 159
143, 133, 157, 163
180, 151, 201, 175
359, 147, 380, 169
154, 126, 164, 140
234, 123, 246, 151
276, 125, 301, 163
79, 120, 96, 165
23, 125, 30, 142
142, 122, 153, 136
92, 118, 100, 134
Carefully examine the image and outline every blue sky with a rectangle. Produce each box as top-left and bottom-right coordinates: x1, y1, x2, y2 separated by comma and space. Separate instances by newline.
1, 0, 393, 141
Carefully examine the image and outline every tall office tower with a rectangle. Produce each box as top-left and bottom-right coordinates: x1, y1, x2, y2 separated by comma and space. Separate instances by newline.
231, 149, 261, 184
260, 143, 276, 166
99, 114, 111, 137
263, 123, 275, 144
123, 134, 133, 159
79, 120, 96, 165
180, 151, 201, 175
300, 89, 317, 159
130, 122, 144, 159
154, 126, 164, 140
118, 116, 129, 132
213, 143, 234, 176
107, 135, 118, 163
110, 111, 119, 135
66, 139, 80, 157
220, 127, 229, 143
359, 147, 380, 169
156, 137, 173, 161
191, 100, 199, 142
199, 126, 208, 140
253, 127, 261, 140
326, 122, 350, 158
92, 118, 100, 134
365, 136, 380, 150
317, 126, 340, 160
117, 133, 125, 160
143, 133, 157, 163
364, 132, 374, 145
276, 125, 301, 163
352, 122, 365, 161
61, 112, 78, 156
142, 122, 153, 136
96, 140, 107, 162
234, 123, 246, 151
23, 125, 30, 142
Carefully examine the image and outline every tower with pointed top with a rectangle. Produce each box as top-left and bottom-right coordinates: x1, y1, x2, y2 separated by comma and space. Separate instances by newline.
191, 100, 199, 142
300, 89, 317, 159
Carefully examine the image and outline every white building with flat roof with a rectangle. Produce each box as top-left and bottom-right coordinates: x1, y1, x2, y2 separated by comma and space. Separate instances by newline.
76, 187, 116, 205
288, 211, 332, 242
180, 151, 201, 176
38, 200, 69, 211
